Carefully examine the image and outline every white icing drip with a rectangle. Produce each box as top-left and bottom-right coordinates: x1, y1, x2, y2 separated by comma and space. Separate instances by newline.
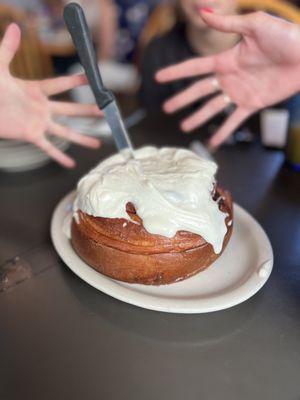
74, 147, 228, 254
73, 211, 80, 224
63, 213, 72, 239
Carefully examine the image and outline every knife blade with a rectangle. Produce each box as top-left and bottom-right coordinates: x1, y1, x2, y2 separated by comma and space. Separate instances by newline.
102, 101, 133, 152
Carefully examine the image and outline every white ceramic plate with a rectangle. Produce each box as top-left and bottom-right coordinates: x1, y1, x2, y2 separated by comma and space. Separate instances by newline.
51, 192, 273, 314
0, 137, 69, 172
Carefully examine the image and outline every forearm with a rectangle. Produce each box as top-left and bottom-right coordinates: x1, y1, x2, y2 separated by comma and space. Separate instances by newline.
97, 0, 118, 60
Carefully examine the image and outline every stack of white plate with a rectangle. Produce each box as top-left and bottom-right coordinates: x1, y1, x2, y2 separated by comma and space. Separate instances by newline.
0, 136, 69, 172
69, 61, 139, 103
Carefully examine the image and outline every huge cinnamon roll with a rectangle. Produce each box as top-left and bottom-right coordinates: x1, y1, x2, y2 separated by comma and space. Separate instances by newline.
71, 147, 233, 285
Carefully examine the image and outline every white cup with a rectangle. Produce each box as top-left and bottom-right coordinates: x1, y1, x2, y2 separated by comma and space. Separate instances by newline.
260, 109, 290, 148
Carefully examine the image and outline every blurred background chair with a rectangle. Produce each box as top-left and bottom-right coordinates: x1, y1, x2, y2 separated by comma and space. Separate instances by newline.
238, 0, 300, 23
0, 3, 53, 80
138, 3, 177, 54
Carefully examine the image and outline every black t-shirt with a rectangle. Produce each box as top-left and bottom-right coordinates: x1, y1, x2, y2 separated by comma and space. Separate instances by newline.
139, 23, 199, 113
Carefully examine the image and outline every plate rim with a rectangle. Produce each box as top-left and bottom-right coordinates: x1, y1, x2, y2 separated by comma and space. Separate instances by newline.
51, 191, 274, 314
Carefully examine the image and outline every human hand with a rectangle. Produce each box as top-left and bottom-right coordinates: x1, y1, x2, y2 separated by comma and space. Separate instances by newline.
0, 23, 102, 168
156, 11, 300, 148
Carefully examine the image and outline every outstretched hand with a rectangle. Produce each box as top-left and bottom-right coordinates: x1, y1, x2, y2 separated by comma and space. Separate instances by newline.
156, 11, 300, 148
0, 23, 102, 168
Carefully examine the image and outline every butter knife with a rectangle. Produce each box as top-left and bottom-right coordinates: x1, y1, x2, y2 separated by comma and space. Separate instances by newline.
64, 2, 134, 155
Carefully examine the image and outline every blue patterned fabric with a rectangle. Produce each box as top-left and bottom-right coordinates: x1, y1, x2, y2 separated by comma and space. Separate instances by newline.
114, 0, 157, 62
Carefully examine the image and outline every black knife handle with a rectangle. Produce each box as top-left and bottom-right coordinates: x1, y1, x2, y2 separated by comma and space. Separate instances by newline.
64, 2, 114, 109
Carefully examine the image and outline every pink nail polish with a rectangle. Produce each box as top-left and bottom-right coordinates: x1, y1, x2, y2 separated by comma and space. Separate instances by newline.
201, 7, 214, 13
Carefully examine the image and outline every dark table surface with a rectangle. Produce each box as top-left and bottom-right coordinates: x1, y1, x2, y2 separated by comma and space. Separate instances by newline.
0, 117, 300, 400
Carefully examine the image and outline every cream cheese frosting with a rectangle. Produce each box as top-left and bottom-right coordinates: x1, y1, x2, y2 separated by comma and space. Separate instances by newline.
73, 146, 228, 254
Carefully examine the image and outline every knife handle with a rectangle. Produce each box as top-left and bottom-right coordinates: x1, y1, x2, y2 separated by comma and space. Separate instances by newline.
64, 2, 114, 109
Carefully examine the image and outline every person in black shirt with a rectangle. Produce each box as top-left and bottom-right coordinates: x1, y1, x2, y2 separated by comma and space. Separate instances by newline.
156, 10, 300, 148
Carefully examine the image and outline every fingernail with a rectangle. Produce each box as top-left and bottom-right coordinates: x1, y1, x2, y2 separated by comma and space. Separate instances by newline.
180, 123, 190, 133
162, 103, 168, 112
207, 140, 217, 152
67, 162, 76, 169
201, 7, 214, 13
163, 104, 173, 114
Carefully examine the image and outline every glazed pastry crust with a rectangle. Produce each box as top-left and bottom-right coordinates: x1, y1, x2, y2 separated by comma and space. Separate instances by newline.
71, 188, 233, 285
